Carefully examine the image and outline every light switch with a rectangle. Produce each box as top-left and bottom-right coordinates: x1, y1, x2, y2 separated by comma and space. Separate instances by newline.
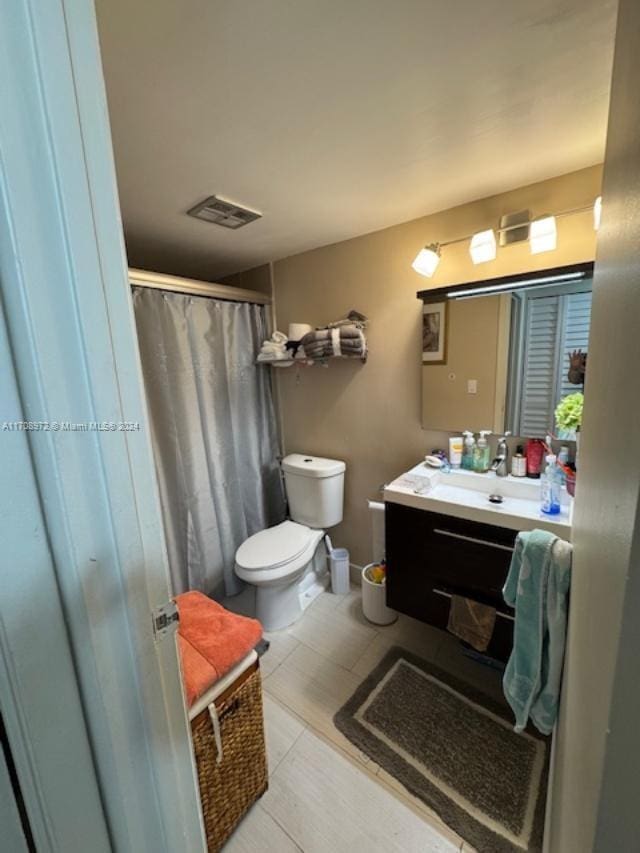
467, 379, 478, 394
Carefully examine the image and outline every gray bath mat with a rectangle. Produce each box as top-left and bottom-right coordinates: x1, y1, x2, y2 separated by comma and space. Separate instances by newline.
334, 647, 549, 853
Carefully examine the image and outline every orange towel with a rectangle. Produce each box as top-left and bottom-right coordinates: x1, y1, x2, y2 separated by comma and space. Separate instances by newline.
177, 634, 218, 707
176, 591, 263, 707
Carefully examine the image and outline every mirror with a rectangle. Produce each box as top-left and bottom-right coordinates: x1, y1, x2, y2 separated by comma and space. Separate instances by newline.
421, 266, 592, 437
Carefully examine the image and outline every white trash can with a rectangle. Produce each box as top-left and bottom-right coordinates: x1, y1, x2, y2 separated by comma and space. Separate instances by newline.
361, 564, 397, 625
329, 548, 351, 595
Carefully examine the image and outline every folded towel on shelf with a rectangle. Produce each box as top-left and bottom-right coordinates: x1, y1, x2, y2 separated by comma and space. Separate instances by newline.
301, 325, 367, 361
502, 529, 572, 735
305, 325, 363, 341
257, 329, 289, 362
257, 350, 290, 362
447, 595, 497, 652
327, 309, 368, 330
259, 343, 285, 354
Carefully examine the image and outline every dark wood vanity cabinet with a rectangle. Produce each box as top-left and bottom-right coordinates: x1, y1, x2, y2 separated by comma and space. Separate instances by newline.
385, 501, 516, 662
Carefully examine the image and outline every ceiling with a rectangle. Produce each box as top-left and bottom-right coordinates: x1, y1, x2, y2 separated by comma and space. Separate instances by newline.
96, 0, 617, 281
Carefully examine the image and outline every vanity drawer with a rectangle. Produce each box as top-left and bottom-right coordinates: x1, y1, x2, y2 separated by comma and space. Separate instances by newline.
425, 586, 514, 662
385, 503, 517, 596
385, 501, 518, 661
424, 510, 518, 550
428, 525, 515, 598
385, 568, 514, 662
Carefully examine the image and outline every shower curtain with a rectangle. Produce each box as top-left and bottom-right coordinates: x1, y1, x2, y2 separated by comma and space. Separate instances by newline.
133, 287, 286, 598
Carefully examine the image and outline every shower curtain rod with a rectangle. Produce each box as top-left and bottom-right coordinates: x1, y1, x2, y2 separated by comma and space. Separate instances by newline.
129, 267, 271, 305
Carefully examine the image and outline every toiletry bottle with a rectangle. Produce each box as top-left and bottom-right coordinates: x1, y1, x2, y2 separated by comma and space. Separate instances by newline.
526, 439, 544, 479
448, 436, 463, 469
541, 454, 561, 515
511, 444, 527, 477
474, 430, 492, 473
557, 445, 569, 484
461, 431, 475, 470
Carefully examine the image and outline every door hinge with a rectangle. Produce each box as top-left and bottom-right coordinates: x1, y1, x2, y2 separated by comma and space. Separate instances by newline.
152, 600, 179, 640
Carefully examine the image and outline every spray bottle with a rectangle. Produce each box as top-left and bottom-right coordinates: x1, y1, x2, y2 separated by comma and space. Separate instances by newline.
541, 454, 562, 515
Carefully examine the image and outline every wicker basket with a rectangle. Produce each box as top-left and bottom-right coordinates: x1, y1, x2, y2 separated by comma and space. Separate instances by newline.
191, 663, 268, 851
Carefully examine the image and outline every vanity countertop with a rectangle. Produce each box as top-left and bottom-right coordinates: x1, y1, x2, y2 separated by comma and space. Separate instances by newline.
384, 463, 572, 540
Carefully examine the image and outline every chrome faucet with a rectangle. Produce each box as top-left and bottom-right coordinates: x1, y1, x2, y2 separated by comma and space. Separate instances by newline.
490, 432, 511, 477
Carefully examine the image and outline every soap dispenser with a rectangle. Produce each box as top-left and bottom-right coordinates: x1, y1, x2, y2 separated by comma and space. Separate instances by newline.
474, 430, 492, 473
461, 431, 475, 470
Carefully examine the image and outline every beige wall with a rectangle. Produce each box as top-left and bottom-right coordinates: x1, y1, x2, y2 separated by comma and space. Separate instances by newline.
273, 166, 601, 566
221, 263, 273, 297
422, 294, 510, 433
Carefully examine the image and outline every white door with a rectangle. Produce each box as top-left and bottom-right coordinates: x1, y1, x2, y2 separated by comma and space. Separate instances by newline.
0, 1, 205, 850
0, 299, 110, 851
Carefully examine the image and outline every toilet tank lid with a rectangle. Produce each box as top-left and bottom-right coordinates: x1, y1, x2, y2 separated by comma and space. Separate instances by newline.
282, 453, 346, 479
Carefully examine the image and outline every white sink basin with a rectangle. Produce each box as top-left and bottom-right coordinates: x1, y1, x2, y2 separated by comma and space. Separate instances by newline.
384, 462, 572, 538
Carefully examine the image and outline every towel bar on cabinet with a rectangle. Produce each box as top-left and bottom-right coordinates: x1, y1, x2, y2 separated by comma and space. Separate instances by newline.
433, 528, 515, 552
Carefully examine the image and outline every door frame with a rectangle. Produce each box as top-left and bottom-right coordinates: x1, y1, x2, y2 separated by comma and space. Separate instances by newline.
0, 1, 204, 850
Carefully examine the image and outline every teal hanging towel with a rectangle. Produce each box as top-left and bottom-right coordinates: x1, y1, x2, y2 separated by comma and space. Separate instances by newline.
503, 529, 572, 735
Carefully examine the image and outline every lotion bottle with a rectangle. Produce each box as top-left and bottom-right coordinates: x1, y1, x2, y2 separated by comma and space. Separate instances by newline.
511, 444, 527, 477
448, 436, 463, 468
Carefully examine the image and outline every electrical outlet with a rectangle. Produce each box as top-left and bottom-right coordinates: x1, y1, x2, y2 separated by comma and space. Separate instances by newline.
467, 379, 478, 394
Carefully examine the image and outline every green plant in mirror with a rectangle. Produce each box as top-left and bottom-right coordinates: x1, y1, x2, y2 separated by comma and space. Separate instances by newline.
555, 392, 584, 434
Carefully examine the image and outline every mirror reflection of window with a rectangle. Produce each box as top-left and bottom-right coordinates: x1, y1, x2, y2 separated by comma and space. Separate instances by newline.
505, 279, 592, 437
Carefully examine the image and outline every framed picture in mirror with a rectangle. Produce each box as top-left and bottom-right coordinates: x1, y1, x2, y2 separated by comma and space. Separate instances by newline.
422, 301, 447, 364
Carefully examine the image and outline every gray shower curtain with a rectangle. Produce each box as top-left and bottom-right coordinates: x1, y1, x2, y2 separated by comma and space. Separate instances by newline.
133, 287, 286, 598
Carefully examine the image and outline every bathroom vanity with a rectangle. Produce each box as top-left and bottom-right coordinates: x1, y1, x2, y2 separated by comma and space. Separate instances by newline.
384, 464, 572, 661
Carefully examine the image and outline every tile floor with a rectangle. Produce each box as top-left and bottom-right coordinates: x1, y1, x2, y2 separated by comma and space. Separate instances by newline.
223, 584, 504, 852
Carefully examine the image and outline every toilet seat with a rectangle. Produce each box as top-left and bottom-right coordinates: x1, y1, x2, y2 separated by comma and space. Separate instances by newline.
236, 520, 315, 571
235, 520, 324, 587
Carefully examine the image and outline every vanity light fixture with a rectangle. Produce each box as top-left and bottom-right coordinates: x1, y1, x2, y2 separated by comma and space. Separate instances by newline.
593, 196, 602, 230
529, 216, 557, 254
469, 229, 497, 264
412, 243, 441, 278
411, 200, 600, 276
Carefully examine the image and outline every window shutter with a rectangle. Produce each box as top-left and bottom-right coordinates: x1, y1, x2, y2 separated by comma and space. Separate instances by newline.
557, 291, 592, 400
518, 295, 560, 437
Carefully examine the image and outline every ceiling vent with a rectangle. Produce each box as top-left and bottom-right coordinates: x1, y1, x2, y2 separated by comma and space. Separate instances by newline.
187, 195, 262, 229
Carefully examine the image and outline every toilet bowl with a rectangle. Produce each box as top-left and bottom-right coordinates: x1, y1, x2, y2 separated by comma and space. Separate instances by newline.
235, 520, 325, 631
234, 453, 346, 632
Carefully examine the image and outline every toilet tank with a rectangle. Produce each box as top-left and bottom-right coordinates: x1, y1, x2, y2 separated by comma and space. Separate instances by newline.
281, 454, 346, 529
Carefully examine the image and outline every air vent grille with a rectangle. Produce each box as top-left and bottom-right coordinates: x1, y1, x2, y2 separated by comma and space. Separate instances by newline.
187, 195, 262, 229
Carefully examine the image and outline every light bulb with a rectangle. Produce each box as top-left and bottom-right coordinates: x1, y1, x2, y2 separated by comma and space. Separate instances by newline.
469, 229, 497, 264
412, 243, 441, 277
529, 216, 557, 254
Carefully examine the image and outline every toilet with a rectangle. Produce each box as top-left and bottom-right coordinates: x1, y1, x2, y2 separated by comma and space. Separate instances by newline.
235, 453, 346, 631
